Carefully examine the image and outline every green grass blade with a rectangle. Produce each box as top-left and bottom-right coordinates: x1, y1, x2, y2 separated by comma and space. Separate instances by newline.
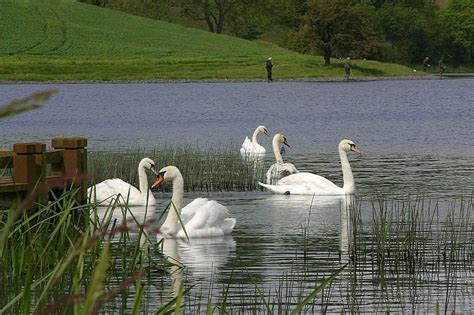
83, 241, 111, 313
290, 263, 348, 315
131, 278, 143, 315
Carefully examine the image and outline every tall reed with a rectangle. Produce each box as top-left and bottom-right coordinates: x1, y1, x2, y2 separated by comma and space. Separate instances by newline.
345, 195, 473, 313
88, 145, 267, 192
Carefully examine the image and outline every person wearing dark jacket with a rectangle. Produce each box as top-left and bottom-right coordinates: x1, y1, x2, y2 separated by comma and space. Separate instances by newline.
344, 57, 352, 80
266, 57, 273, 82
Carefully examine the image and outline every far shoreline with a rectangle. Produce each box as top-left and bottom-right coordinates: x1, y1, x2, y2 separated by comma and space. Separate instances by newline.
0, 74, 447, 85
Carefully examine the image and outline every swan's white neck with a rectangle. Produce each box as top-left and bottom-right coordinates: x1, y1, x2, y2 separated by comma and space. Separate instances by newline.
251, 128, 261, 144
161, 172, 184, 235
272, 138, 283, 164
339, 149, 354, 193
138, 164, 149, 197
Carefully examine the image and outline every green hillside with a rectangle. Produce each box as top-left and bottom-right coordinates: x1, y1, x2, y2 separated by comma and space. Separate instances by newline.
0, 0, 416, 81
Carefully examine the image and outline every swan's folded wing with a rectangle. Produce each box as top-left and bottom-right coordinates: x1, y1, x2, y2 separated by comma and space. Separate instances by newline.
258, 181, 315, 195
266, 163, 300, 184
284, 163, 299, 174
88, 179, 139, 202
266, 164, 277, 184
260, 172, 341, 195
181, 198, 209, 223
180, 198, 235, 237
278, 172, 338, 190
240, 137, 251, 150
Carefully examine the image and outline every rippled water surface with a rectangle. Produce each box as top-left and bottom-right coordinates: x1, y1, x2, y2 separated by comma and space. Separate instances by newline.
1, 80, 473, 155
1, 81, 473, 313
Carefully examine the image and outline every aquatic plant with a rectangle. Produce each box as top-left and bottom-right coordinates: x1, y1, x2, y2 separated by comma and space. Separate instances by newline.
0, 183, 345, 314
88, 146, 267, 192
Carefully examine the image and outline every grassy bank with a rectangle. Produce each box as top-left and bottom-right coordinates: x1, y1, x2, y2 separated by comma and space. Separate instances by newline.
0, 0, 417, 82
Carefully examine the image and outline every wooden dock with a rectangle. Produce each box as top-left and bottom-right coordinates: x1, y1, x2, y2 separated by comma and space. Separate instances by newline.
0, 137, 87, 206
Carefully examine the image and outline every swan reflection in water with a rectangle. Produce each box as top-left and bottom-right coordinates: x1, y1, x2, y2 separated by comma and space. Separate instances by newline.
261, 193, 354, 261
90, 204, 158, 246
340, 195, 354, 262
159, 236, 236, 297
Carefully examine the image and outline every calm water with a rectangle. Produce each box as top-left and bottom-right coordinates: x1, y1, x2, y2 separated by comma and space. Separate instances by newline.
0, 80, 473, 155
1, 81, 473, 313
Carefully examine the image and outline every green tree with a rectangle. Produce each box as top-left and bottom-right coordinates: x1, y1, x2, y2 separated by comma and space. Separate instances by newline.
300, 0, 377, 65
375, 4, 446, 64
173, 0, 244, 34
439, 0, 474, 63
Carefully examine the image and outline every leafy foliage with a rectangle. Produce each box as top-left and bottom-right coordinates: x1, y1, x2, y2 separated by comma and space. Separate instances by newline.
77, 0, 473, 67
299, 0, 377, 65
374, 4, 445, 64
439, 0, 474, 64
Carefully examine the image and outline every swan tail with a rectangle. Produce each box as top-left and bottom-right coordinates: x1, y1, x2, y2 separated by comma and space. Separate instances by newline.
258, 182, 288, 194
222, 218, 236, 234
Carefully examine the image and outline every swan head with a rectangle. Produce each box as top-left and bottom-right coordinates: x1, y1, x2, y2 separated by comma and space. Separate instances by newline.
151, 165, 181, 188
257, 125, 269, 137
339, 139, 360, 153
274, 133, 290, 147
139, 158, 158, 175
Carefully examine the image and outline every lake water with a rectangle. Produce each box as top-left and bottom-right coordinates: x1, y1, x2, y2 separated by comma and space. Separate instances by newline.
1, 80, 473, 313
1, 80, 473, 155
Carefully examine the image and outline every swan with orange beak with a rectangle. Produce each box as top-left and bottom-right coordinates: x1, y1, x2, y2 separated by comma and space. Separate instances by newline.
259, 139, 361, 195
152, 166, 236, 238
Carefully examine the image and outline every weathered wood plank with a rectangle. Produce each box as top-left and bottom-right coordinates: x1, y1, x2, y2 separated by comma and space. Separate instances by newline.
0, 176, 29, 193
44, 150, 64, 164
0, 137, 88, 205
0, 155, 14, 169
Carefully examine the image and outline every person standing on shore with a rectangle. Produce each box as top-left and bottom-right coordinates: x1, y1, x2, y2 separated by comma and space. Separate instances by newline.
344, 57, 352, 80
266, 57, 273, 82
438, 59, 446, 76
422, 56, 431, 71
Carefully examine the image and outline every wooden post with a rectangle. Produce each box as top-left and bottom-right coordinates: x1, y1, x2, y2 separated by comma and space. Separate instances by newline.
13, 142, 47, 204
13, 143, 46, 185
52, 137, 88, 204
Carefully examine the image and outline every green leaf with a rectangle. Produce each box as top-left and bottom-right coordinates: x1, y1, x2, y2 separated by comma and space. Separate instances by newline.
83, 242, 111, 314
290, 263, 348, 315
0, 89, 58, 118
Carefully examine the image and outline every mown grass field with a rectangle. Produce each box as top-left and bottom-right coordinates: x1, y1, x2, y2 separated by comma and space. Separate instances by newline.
0, 0, 417, 81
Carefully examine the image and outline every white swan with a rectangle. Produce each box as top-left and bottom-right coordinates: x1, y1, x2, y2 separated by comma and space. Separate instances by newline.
87, 158, 158, 206
259, 139, 360, 195
266, 133, 299, 184
152, 166, 236, 238
240, 125, 269, 158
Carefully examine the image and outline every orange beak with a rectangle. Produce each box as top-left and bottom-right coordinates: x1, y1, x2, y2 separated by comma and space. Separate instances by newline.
351, 146, 361, 154
151, 175, 164, 188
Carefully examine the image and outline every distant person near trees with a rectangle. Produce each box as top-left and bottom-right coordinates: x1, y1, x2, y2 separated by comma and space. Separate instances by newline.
344, 57, 352, 80
422, 56, 431, 71
438, 59, 446, 76
266, 57, 273, 82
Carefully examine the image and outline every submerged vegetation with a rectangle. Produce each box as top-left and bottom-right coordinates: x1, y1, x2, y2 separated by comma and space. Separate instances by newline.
0, 186, 348, 313
0, 179, 472, 313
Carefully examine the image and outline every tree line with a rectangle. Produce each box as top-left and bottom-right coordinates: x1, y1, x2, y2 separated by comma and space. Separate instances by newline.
81, 0, 473, 66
